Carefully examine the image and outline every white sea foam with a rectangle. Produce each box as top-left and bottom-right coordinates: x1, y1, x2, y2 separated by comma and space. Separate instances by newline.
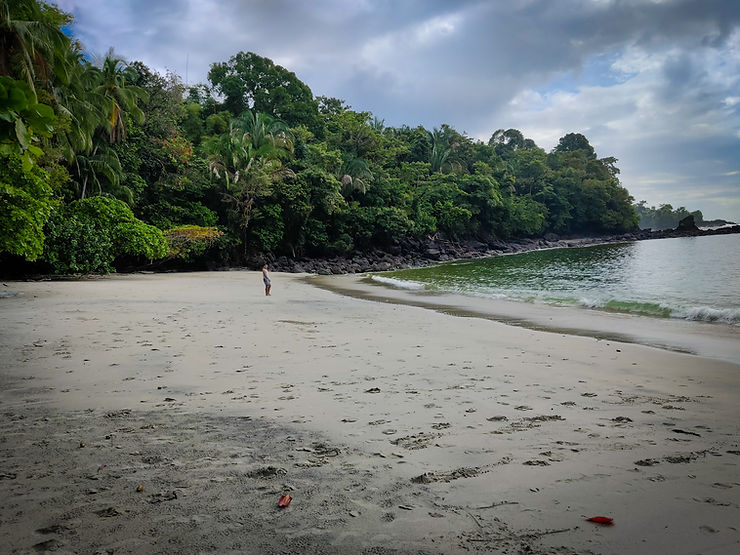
370, 275, 426, 290
451, 286, 512, 301
675, 305, 740, 325
578, 297, 603, 309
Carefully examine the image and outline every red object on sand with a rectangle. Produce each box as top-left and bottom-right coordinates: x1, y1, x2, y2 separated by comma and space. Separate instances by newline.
278, 494, 292, 507
586, 516, 614, 524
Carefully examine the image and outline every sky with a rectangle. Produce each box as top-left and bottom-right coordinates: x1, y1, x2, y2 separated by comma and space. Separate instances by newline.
55, 0, 740, 222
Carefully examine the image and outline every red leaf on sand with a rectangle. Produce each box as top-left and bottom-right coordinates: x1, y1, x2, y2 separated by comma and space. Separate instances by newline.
278, 494, 292, 507
586, 516, 614, 525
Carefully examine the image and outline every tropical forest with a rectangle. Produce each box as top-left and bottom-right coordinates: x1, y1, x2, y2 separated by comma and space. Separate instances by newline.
2, 0, 647, 275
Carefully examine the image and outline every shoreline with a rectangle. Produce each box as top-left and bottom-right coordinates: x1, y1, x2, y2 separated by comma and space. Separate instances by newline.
2, 272, 739, 554
311, 273, 740, 365
3, 225, 739, 281
256, 226, 740, 276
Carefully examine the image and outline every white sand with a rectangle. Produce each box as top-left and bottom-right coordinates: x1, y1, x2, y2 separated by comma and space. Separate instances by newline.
1, 271, 739, 554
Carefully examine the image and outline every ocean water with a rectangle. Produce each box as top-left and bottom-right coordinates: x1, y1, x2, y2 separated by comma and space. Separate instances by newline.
374, 235, 740, 326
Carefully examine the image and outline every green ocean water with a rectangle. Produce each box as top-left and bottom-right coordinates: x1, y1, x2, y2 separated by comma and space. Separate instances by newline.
373, 235, 740, 326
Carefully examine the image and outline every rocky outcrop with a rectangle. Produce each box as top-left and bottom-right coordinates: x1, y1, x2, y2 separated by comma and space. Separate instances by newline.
676, 215, 699, 231
250, 224, 740, 275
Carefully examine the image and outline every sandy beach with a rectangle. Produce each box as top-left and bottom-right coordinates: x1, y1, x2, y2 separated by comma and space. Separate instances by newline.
1, 271, 739, 554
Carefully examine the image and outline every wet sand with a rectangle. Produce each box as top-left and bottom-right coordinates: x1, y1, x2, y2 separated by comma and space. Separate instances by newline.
1, 271, 739, 554
317, 274, 740, 365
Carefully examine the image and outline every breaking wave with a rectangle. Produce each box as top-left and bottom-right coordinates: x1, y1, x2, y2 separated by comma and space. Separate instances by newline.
674, 305, 740, 325
577, 298, 740, 324
370, 275, 426, 290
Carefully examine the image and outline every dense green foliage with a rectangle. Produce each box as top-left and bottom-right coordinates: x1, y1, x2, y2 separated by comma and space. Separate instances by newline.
1, 0, 654, 275
0, 152, 54, 259
42, 197, 167, 273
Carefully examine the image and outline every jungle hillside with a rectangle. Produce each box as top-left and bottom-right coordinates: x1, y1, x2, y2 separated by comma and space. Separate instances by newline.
3, 0, 653, 275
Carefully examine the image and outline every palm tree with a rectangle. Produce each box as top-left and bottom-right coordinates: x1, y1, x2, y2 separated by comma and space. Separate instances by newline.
369, 116, 385, 132
338, 154, 372, 196
51, 50, 104, 161
46, 52, 127, 200
93, 50, 147, 143
60, 51, 148, 201
75, 144, 123, 200
0, 0, 71, 97
428, 128, 461, 174
230, 110, 293, 158
205, 110, 294, 231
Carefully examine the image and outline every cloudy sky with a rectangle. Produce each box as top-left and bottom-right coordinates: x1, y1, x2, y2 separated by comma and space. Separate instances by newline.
56, 0, 740, 221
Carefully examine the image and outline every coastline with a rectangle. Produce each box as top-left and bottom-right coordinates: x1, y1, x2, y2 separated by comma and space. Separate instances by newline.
257, 225, 740, 276
311, 273, 740, 365
1, 272, 739, 554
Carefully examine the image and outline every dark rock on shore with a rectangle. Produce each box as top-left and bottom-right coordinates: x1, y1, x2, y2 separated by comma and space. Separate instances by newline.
9, 224, 739, 280
701, 219, 737, 227
676, 215, 699, 231
254, 225, 740, 276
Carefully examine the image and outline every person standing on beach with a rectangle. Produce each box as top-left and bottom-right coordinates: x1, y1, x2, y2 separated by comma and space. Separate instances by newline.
262, 264, 271, 296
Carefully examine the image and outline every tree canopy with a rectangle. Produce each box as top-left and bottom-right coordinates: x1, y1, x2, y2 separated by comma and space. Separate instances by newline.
208, 51, 319, 130
1, 1, 654, 275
